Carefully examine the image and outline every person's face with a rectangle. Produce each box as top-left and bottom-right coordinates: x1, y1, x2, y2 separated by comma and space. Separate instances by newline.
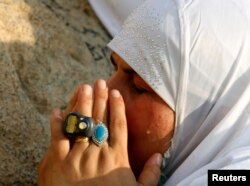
107, 53, 175, 177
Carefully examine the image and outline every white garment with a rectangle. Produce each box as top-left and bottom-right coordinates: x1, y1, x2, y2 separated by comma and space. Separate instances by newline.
88, 0, 145, 36
108, 0, 250, 185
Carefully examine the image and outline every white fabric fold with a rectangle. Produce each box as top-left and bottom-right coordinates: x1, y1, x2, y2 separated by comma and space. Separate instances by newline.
108, 0, 250, 185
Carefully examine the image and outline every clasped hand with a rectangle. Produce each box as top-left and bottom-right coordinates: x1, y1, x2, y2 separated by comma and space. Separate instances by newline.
38, 80, 162, 186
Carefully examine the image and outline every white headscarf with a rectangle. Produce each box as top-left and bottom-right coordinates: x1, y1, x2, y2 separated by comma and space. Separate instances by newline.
89, 0, 145, 36
108, 0, 250, 185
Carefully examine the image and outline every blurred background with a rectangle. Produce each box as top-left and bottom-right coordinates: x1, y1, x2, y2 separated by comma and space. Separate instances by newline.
0, 0, 113, 185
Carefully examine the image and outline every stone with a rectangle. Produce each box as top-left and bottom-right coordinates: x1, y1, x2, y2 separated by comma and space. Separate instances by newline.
0, 0, 113, 185
92, 123, 108, 146
95, 125, 106, 141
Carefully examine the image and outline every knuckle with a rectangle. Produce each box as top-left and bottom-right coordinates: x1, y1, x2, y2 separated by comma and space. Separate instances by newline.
146, 165, 161, 178
81, 95, 92, 104
96, 90, 108, 100
112, 117, 126, 128
113, 99, 125, 111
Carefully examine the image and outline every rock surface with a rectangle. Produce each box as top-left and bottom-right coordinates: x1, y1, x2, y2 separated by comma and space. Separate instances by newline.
0, 0, 113, 185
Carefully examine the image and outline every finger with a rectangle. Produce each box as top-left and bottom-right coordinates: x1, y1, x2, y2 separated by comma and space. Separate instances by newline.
109, 89, 128, 151
138, 153, 162, 186
70, 85, 93, 159
50, 108, 70, 161
63, 86, 80, 118
73, 84, 93, 117
92, 79, 108, 122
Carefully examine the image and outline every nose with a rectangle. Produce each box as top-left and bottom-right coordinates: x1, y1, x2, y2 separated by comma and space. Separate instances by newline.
107, 72, 120, 91
107, 70, 129, 97
107, 72, 130, 113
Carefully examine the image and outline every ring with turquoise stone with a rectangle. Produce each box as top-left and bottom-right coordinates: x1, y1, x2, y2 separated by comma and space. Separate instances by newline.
92, 123, 108, 146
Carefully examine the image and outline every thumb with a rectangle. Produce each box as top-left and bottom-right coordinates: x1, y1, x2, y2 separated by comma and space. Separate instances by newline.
138, 153, 162, 186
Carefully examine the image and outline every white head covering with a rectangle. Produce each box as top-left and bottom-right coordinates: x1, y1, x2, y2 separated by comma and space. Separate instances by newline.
108, 0, 250, 185
89, 0, 145, 36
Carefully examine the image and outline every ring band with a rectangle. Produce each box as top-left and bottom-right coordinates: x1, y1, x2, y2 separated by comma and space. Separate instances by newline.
63, 112, 95, 138
75, 137, 89, 143
92, 123, 108, 146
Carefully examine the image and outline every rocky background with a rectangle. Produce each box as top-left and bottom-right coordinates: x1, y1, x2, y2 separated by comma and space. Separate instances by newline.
0, 0, 113, 185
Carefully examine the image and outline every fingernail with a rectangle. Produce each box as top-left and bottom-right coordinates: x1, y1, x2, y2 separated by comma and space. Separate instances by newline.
155, 153, 163, 167
97, 79, 107, 89
83, 85, 92, 96
111, 89, 120, 98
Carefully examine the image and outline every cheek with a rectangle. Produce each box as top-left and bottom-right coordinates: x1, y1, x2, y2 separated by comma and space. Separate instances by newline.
125, 96, 149, 138
125, 96, 174, 145
123, 94, 175, 176
148, 107, 174, 138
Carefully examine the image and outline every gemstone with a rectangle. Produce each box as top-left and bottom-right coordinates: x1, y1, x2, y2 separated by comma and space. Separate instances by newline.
92, 123, 108, 146
95, 125, 106, 141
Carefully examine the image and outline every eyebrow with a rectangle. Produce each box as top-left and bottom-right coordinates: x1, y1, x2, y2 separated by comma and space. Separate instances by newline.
110, 55, 135, 74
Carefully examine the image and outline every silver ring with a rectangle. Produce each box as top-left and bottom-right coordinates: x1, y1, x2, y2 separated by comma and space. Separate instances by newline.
92, 123, 108, 146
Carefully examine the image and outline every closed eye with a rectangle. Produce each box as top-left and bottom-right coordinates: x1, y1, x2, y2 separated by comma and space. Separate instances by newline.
132, 74, 152, 94
110, 55, 135, 74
